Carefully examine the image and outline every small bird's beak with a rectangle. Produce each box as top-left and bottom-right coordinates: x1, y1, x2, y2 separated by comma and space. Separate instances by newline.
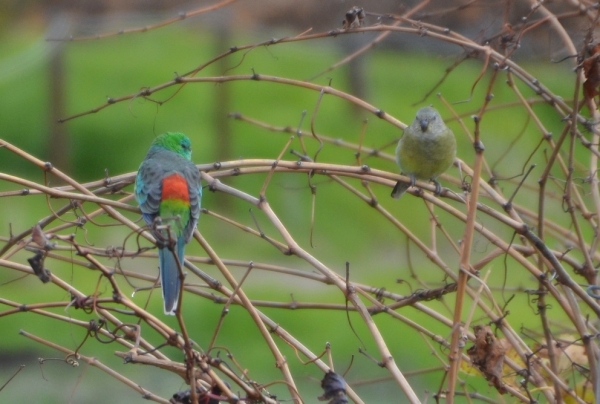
419, 119, 429, 132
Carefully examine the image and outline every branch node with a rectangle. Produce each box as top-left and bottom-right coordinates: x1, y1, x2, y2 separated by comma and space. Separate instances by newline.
474, 140, 485, 152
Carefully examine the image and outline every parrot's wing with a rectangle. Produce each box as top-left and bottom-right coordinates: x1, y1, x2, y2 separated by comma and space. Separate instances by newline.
183, 162, 202, 243
135, 160, 163, 226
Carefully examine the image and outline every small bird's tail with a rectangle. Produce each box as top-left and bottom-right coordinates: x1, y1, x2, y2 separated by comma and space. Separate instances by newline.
391, 181, 410, 199
158, 236, 185, 315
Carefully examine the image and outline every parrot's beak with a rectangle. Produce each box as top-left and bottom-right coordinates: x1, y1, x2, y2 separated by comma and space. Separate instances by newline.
419, 119, 429, 132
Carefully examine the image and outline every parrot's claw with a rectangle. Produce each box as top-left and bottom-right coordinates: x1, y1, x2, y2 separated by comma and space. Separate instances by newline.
154, 231, 177, 250
156, 239, 169, 249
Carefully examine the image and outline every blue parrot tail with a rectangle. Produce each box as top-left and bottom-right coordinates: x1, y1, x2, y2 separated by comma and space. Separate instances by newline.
158, 236, 185, 315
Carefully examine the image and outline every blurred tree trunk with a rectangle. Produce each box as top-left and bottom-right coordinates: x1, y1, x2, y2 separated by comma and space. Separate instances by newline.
48, 42, 69, 173
47, 12, 71, 174
213, 17, 232, 210
342, 38, 368, 119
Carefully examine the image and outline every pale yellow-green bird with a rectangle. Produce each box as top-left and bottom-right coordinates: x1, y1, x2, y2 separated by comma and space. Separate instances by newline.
392, 107, 456, 198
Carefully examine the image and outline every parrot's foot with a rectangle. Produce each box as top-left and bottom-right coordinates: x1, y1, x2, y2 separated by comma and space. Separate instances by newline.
154, 230, 177, 250
156, 239, 169, 249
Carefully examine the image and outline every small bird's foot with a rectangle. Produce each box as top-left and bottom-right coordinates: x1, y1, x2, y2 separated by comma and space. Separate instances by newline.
409, 174, 417, 188
432, 179, 442, 196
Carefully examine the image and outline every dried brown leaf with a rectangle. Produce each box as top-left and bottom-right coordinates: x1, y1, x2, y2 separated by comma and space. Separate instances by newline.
583, 44, 600, 104
467, 325, 507, 394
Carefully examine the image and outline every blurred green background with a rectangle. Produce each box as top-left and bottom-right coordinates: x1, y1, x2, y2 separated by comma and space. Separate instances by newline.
0, 1, 583, 403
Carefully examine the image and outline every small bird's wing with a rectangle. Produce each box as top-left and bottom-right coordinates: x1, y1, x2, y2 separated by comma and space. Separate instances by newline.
182, 161, 202, 243
135, 159, 164, 226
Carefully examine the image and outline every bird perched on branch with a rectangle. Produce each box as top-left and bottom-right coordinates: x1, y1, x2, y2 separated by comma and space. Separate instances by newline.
135, 132, 202, 315
392, 107, 456, 198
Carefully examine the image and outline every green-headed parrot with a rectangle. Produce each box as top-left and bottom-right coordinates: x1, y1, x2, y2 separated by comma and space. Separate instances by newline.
135, 132, 201, 315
